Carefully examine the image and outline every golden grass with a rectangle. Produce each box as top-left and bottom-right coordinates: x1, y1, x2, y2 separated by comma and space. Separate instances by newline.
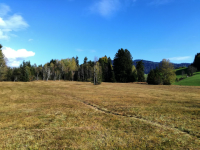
0, 81, 200, 149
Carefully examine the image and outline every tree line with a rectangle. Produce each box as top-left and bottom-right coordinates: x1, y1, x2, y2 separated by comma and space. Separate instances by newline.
0, 44, 199, 85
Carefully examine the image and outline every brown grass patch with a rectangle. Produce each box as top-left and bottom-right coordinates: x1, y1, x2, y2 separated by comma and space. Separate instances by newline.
0, 81, 199, 149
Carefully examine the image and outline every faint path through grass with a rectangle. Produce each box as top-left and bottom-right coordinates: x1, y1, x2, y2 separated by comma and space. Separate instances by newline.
71, 95, 199, 140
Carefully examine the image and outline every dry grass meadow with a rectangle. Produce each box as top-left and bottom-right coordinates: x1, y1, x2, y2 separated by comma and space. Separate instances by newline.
0, 81, 200, 149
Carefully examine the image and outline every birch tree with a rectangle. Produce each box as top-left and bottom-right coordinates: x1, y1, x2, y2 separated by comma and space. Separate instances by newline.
61, 59, 70, 80
57, 60, 63, 81
43, 64, 51, 81
46, 67, 51, 81
93, 61, 102, 85
35, 64, 42, 81
54, 60, 60, 81
68, 58, 77, 81
50, 62, 58, 81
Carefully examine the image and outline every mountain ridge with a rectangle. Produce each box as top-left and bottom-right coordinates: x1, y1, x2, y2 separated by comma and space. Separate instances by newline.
111, 59, 191, 74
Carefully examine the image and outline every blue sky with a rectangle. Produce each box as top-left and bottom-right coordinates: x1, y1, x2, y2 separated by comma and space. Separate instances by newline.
0, 0, 200, 67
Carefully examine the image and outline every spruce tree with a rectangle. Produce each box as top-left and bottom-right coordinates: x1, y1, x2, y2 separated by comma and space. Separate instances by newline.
192, 53, 200, 71
147, 69, 155, 84
113, 48, 133, 82
136, 60, 145, 82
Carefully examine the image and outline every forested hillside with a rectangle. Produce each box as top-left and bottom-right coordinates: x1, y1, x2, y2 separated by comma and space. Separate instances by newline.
111, 60, 191, 74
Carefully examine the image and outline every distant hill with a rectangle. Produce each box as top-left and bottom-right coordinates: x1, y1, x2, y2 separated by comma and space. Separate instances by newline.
111, 59, 191, 74
173, 71, 200, 86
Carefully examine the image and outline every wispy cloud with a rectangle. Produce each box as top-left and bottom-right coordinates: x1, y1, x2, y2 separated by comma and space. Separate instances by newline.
0, 4, 29, 40
149, 0, 173, 6
2, 47, 35, 67
76, 49, 83, 52
89, 0, 137, 17
168, 56, 191, 61
90, 0, 120, 17
90, 50, 96, 53
28, 39, 33, 42
0, 4, 10, 17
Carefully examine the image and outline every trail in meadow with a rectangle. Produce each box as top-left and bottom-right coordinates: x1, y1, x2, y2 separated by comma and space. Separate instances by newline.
72, 96, 200, 140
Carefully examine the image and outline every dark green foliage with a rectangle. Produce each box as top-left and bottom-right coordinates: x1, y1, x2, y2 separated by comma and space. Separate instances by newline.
84, 57, 88, 64
75, 56, 79, 66
99, 55, 113, 82
5, 67, 13, 81
73, 56, 79, 80
0, 44, 7, 81
153, 68, 163, 85
49, 59, 56, 65
108, 57, 115, 82
110, 70, 116, 82
147, 68, 163, 85
77, 59, 94, 82
147, 69, 155, 84
24, 66, 30, 82
129, 70, 137, 82
13, 68, 21, 81
19, 61, 36, 82
188, 65, 197, 76
136, 60, 145, 82
20, 61, 30, 82
113, 48, 133, 82
192, 53, 200, 71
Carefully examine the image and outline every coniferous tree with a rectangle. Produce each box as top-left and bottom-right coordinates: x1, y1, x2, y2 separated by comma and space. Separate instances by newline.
19, 61, 32, 82
136, 60, 145, 82
73, 56, 79, 81
192, 53, 200, 71
147, 69, 155, 84
13, 68, 21, 82
99, 56, 109, 82
113, 48, 133, 82
110, 70, 116, 82
6, 67, 13, 81
24, 66, 31, 81
154, 67, 163, 85
107, 57, 114, 82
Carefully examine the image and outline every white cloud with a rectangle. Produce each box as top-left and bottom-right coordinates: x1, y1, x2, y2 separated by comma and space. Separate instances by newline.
90, 50, 96, 53
168, 56, 191, 61
149, 0, 173, 5
28, 39, 33, 41
2, 47, 35, 67
0, 4, 28, 40
0, 4, 10, 17
89, 0, 137, 17
9, 61, 21, 68
90, 0, 121, 17
0, 29, 9, 39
